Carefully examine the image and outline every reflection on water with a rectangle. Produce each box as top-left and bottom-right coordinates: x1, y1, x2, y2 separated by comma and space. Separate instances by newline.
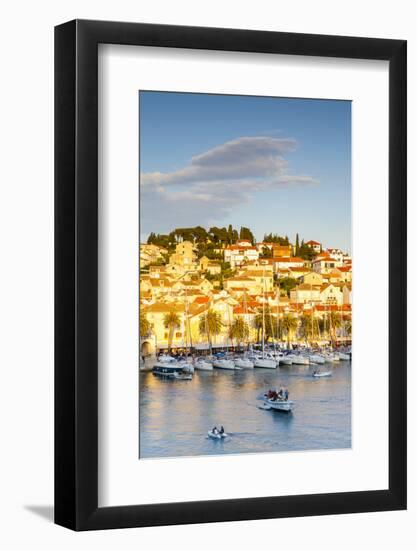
139, 363, 351, 459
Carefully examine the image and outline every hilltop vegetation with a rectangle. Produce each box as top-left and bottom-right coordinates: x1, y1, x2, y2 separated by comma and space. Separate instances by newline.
147, 226, 319, 262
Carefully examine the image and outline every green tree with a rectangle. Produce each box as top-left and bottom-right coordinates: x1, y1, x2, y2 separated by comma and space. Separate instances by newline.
260, 246, 273, 258
199, 309, 223, 353
279, 277, 298, 296
229, 317, 250, 348
263, 233, 290, 245
163, 312, 181, 351
295, 233, 300, 256
239, 226, 255, 244
140, 310, 152, 338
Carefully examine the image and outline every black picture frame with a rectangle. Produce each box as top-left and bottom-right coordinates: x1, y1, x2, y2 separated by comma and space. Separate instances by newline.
55, 19, 407, 531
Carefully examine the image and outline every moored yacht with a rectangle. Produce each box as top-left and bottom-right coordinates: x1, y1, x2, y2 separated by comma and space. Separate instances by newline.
194, 357, 213, 371
309, 354, 325, 365
234, 356, 254, 369
254, 357, 277, 368
213, 357, 235, 370
288, 353, 309, 365
153, 358, 189, 378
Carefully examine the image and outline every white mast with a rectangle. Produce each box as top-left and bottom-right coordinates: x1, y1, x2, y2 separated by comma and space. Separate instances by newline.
262, 269, 266, 358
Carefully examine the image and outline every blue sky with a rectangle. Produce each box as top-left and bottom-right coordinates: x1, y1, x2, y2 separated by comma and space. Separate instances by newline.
139, 91, 351, 252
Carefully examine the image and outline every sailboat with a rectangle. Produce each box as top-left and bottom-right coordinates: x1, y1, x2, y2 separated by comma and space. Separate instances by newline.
254, 271, 276, 369
234, 291, 254, 368
308, 284, 324, 364
213, 302, 236, 370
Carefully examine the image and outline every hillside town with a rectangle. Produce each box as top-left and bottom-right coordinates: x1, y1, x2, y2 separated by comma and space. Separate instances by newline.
139, 226, 352, 357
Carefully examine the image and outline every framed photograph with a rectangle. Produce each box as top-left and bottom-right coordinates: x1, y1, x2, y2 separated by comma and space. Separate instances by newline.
55, 20, 406, 530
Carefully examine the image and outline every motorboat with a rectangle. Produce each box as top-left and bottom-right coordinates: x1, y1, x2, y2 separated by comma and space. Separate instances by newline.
337, 352, 350, 361
153, 357, 192, 378
263, 390, 294, 412
194, 357, 213, 371
234, 357, 254, 369
312, 370, 332, 378
265, 398, 294, 412
152, 363, 184, 377
207, 429, 228, 439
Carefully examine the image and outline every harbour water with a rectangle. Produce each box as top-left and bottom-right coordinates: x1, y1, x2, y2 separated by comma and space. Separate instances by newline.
139, 362, 351, 459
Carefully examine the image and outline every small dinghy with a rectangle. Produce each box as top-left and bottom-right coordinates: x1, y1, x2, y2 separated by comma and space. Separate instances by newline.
312, 371, 332, 378
207, 429, 228, 440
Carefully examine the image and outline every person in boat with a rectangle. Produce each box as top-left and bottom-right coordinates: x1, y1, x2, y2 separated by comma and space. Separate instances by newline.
212, 426, 218, 434
219, 426, 224, 435
277, 387, 284, 399
284, 389, 289, 401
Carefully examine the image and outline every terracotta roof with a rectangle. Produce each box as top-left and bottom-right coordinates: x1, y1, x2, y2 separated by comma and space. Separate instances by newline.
233, 306, 256, 315
288, 267, 310, 273
313, 253, 331, 261
274, 257, 304, 263
150, 279, 174, 287
188, 303, 210, 316
245, 300, 262, 308
193, 296, 210, 304
294, 283, 321, 291
225, 276, 255, 282
315, 304, 351, 312
225, 245, 258, 251
243, 270, 273, 278
229, 286, 250, 292
143, 303, 185, 313
306, 240, 321, 246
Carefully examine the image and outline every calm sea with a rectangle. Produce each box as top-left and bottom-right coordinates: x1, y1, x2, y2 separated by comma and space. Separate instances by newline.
139, 362, 351, 459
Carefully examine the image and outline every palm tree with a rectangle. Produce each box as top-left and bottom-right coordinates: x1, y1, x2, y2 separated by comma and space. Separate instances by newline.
254, 307, 275, 343
199, 309, 222, 354
281, 314, 299, 348
345, 319, 352, 336
328, 311, 342, 347
139, 310, 152, 338
229, 317, 250, 349
299, 314, 320, 344
163, 311, 181, 352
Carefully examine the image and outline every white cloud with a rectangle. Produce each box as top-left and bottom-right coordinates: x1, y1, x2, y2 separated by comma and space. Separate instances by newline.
140, 136, 317, 234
